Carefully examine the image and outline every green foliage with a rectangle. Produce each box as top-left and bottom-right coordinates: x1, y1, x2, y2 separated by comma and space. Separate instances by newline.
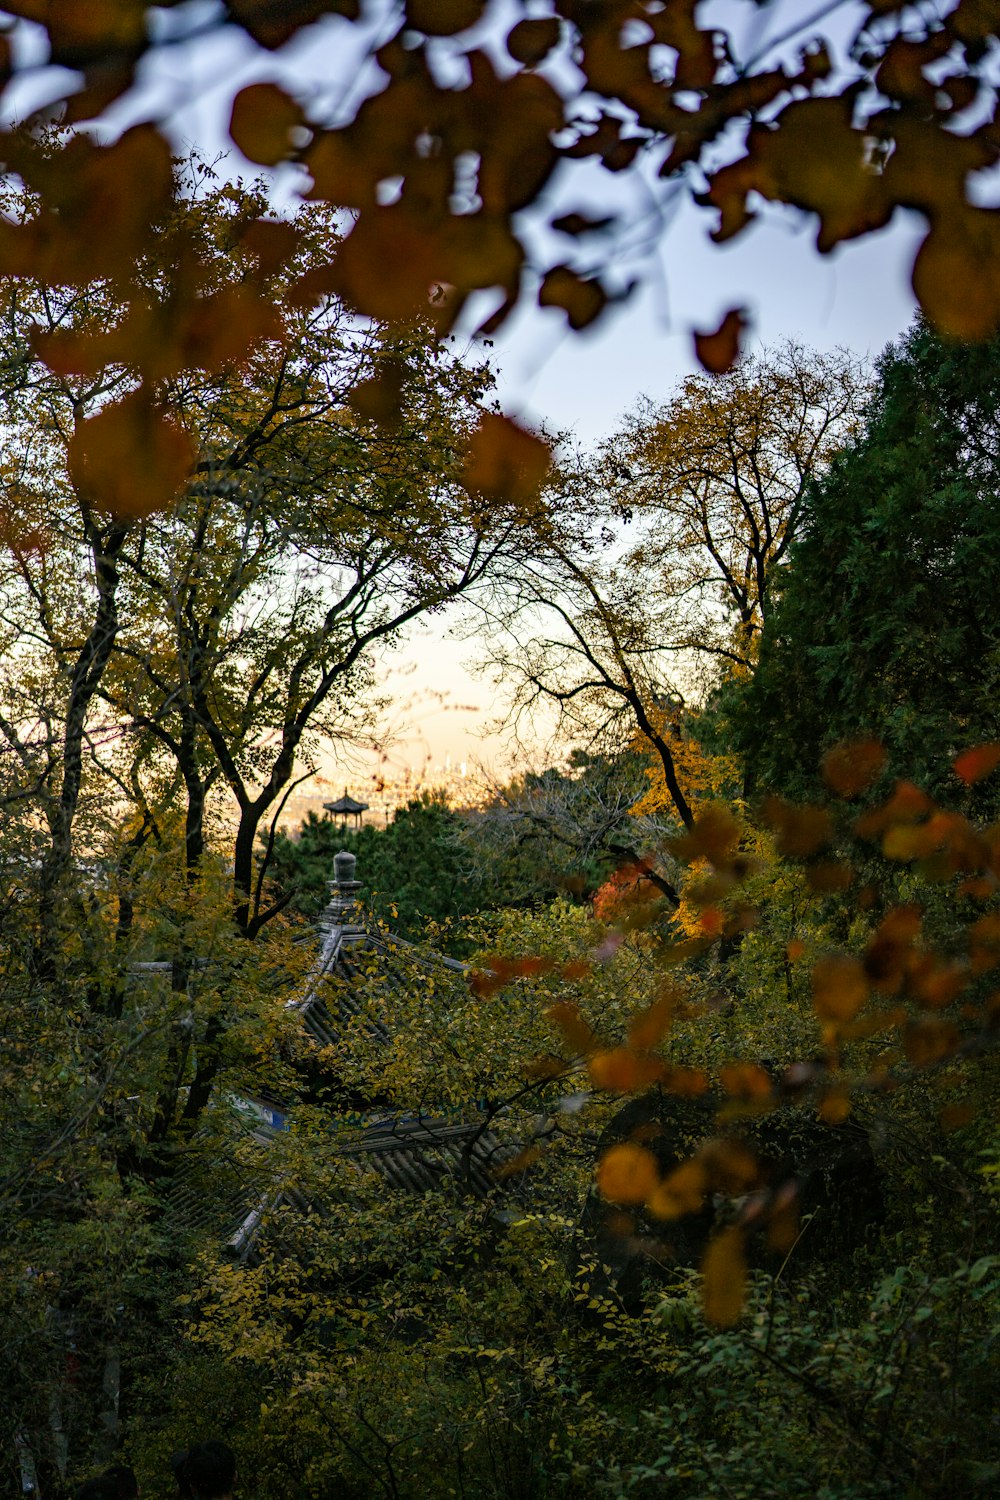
726, 321, 1000, 804
270, 792, 485, 948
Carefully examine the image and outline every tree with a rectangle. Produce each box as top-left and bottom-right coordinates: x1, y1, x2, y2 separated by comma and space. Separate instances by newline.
592, 343, 868, 678
271, 792, 486, 946
0, 161, 551, 949
726, 320, 1000, 803
477, 346, 862, 842
462, 748, 676, 909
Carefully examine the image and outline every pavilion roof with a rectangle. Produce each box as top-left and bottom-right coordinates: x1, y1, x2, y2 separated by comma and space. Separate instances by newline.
324, 793, 369, 815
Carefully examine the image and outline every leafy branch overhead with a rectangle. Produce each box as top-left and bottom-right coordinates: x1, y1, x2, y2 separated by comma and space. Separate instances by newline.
0, 3, 993, 516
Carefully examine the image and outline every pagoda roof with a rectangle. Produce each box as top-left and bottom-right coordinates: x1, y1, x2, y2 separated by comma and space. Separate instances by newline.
324, 793, 369, 815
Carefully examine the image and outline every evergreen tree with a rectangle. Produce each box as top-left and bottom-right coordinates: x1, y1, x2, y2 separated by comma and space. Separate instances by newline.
725, 320, 1000, 804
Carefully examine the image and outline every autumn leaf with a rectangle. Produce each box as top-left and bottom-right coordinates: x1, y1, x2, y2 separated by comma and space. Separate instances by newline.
855, 780, 932, 838
811, 953, 868, 1023
539, 265, 608, 330
404, 0, 485, 35
588, 1048, 665, 1092
668, 804, 741, 867
508, 17, 561, 66
627, 994, 675, 1051
544, 999, 597, 1055
67, 389, 195, 517
904, 1017, 960, 1067
719, 1062, 772, 1100
551, 211, 615, 236
761, 796, 833, 857
700, 1137, 759, 1195
460, 414, 551, 508
647, 1158, 706, 1219
226, 0, 360, 50
821, 739, 887, 797
954, 743, 1000, 785
818, 1090, 851, 1124
694, 308, 747, 374
595, 1142, 659, 1205
347, 359, 405, 427
702, 96, 890, 253
238, 218, 301, 277
913, 208, 1000, 341
230, 83, 308, 166
806, 860, 854, 893
702, 1225, 746, 1327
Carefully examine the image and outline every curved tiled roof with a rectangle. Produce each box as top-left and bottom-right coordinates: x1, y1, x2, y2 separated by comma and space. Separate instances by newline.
168, 851, 515, 1253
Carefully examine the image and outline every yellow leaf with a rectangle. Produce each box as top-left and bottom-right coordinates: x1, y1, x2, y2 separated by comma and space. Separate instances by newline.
647, 1159, 706, 1219
595, 1143, 659, 1205
702, 1226, 746, 1327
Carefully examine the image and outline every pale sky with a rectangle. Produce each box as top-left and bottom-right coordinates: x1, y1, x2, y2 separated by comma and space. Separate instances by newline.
2, 3, 923, 785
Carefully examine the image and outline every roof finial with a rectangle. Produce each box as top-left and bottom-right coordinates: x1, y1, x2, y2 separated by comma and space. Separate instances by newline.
327, 848, 362, 927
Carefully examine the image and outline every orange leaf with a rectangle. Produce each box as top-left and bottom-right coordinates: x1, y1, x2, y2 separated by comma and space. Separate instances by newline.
230, 82, 307, 167
701, 1137, 759, 1195
627, 994, 675, 1051
67, 390, 194, 518
239, 218, 301, 277
912, 961, 967, 1009
662, 1064, 710, 1097
596, 1143, 659, 1205
647, 1158, 706, 1219
854, 780, 932, 839
821, 739, 887, 798
818, 1090, 851, 1124
812, 954, 868, 1023
589, 1048, 664, 1092
863, 905, 920, 992
493, 1143, 542, 1179
347, 359, 405, 428
904, 1018, 959, 1067
954, 743, 1000, 786
181, 286, 282, 373
460, 414, 551, 508
668, 804, 741, 867
719, 1062, 772, 1100
702, 1226, 747, 1327
544, 1000, 597, 1055
761, 796, 833, 857
693, 307, 747, 374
